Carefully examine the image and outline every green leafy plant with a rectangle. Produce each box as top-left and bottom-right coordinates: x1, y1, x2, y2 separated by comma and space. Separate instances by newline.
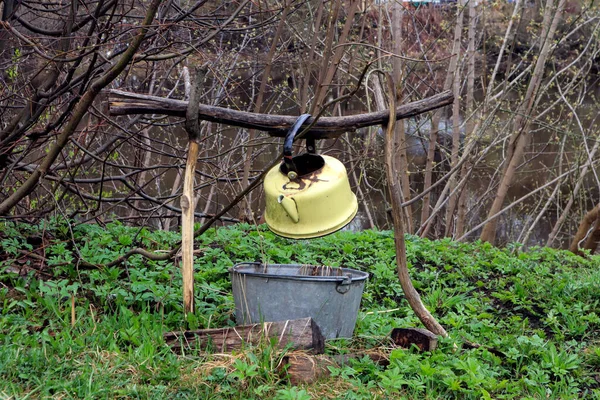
0, 218, 599, 398
275, 387, 311, 400
7, 48, 21, 80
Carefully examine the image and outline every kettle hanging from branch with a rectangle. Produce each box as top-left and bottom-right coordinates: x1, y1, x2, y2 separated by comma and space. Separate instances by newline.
263, 114, 358, 239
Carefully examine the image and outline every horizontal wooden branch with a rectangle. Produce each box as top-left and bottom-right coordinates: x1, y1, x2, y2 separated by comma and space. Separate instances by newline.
107, 89, 453, 139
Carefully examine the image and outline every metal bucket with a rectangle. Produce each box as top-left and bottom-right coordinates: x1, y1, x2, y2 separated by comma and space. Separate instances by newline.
230, 263, 368, 339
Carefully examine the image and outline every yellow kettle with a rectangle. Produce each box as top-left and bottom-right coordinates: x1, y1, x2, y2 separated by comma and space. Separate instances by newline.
263, 114, 358, 239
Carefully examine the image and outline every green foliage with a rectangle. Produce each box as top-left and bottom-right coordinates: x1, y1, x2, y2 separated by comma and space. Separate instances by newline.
7, 48, 21, 80
1, 218, 599, 398
275, 387, 312, 400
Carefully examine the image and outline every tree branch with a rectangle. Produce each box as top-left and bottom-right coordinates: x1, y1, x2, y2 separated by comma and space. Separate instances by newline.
0, 0, 163, 216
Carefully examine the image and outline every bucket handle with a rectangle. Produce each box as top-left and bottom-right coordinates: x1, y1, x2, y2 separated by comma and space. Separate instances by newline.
336, 274, 353, 294
232, 263, 358, 287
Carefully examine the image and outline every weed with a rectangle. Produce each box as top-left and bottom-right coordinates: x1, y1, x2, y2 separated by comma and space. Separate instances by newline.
0, 218, 599, 398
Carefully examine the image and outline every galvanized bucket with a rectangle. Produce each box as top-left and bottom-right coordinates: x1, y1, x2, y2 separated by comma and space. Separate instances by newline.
230, 263, 368, 339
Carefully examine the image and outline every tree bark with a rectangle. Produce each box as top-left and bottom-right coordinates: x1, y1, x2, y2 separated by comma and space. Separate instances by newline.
180, 141, 199, 316
390, 328, 438, 351
583, 214, 600, 254
392, 2, 413, 233
181, 69, 206, 317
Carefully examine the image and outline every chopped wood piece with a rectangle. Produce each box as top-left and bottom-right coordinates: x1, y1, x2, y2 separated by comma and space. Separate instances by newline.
391, 328, 438, 351
281, 353, 335, 385
164, 317, 325, 354
281, 350, 390, 385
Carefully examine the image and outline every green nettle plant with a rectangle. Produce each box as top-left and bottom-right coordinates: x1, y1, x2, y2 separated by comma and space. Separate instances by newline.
1, 219, 599, 398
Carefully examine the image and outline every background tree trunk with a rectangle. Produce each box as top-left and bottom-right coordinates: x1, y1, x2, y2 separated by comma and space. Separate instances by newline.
392, 1, 413, 233
455, 0, 478, 238
420, 0, 465, 235
479, 0, 566, 244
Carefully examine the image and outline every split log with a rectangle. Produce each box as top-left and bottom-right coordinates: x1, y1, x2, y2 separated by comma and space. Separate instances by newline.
281, 354, 336, 385
107, 89, 453, 139
164, 317, 325, 354
281, 350, 389, 385
391, 327, 438, 351
280, 329, 438, 385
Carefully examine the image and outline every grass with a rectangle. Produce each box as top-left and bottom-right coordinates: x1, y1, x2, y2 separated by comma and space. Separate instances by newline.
1, 218, 600, 399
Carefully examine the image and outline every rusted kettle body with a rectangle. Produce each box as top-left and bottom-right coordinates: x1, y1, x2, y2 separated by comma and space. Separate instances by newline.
263, 115, 358, 239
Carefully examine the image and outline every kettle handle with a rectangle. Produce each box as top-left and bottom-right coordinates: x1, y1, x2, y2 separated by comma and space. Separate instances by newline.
283, 114, 312, 174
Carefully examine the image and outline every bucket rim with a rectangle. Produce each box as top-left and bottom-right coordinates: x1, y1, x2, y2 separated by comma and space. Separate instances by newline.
230, 262, 369, 283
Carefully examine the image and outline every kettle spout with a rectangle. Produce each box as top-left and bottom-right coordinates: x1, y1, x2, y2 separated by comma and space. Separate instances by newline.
278, 195, 299, 223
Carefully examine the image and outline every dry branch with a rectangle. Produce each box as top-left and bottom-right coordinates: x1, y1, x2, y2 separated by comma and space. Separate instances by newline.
383, 73, 448, 337
0, 0, 163, 216
107, 89, 453, 138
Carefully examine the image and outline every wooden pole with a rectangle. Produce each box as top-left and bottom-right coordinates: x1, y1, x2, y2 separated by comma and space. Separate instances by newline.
181, 140, 199, 316
181, 69, 206, 317
383, 72, 448, 337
